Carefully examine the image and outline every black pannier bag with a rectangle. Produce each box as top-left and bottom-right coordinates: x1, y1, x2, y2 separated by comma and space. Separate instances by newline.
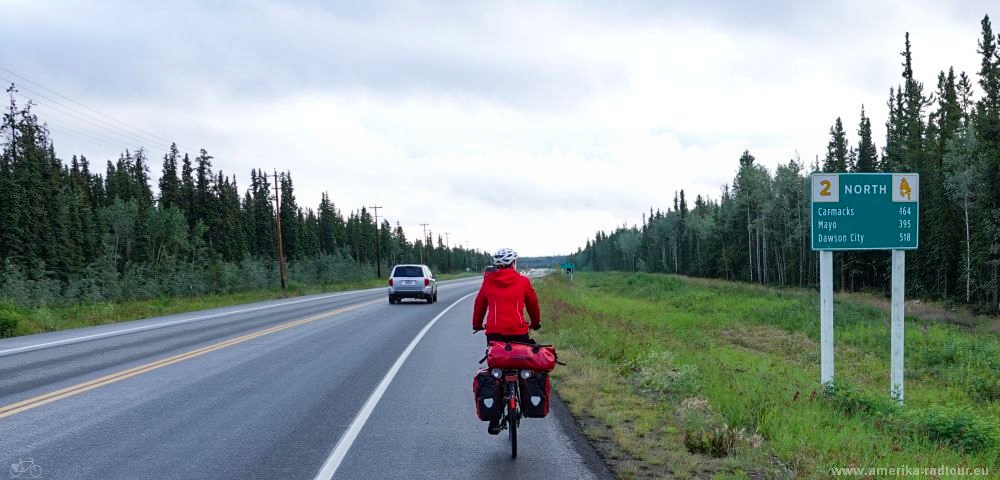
520, 372, 550, 418
473, 368, 503, 421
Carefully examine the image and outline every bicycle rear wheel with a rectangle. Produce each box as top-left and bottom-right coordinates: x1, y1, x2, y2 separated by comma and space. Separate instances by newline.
508, 408, 517, 459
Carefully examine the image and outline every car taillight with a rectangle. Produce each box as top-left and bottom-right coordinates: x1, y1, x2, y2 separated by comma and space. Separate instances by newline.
388, 279, 393, 286
424, 278, 430, 286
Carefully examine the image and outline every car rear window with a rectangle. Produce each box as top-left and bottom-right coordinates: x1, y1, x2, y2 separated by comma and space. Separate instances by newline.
392, 266, 424, 277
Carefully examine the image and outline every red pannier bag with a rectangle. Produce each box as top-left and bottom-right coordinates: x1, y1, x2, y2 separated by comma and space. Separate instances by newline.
520, 372, 550, 418
472, 368, 503, 421
486, 341, 557, 372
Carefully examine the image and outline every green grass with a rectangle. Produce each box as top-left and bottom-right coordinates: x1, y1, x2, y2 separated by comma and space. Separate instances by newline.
0, 272, 478, 337
536, 272, 999, 479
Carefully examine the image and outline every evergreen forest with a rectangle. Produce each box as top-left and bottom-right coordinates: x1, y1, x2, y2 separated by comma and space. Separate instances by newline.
0, 86, 490, 309
571, 16, 1000, 311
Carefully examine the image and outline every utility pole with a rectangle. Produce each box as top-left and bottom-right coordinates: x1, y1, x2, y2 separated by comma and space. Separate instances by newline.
273, 170, 287, 290
370, 205, 382, 278
444, 232, 451, 272
420, 223, 429, 264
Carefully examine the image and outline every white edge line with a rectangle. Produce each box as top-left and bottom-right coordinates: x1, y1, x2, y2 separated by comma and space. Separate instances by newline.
0, 277, 482, 358
313, 290, 478, 480
0, 288, 381, 357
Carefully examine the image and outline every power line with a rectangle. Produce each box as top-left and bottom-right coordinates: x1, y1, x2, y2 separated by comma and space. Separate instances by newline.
44, 121, 141, 153
8, 89, 155, 151
0, 68, 243, 172
0, 74, 175, 152
0, 67, 183, 150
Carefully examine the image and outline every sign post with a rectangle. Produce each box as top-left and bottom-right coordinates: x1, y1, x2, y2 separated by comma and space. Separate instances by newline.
560, 262, 575, 281
891, 250, 905, 401
820, 250, 833, 384
811, 173, 918, 403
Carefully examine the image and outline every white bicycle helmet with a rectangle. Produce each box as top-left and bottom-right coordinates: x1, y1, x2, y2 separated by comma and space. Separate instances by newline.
493, 248, 518, 267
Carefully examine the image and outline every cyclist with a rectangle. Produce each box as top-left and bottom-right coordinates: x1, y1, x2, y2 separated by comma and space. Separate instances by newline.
472, 247, 541, 434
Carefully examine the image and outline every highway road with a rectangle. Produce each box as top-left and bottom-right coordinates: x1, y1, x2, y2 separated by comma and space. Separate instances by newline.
0, 277, 611, 479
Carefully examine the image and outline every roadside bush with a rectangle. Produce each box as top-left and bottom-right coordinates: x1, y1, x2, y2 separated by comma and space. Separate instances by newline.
677, 396, 716, 432
969, 377, 1000, 403
118, 262, 159, 301
899, 406, 999, 454
287, 252, 372, 285
823, 381, 902, 419
236, 257, 274, 291
0, 260, 63, 308
920, 336, 962, 368
824, 380, 999, 454
0, 304, 21, 337
164, 262, 211, 297
0, 260, 33, 308
684, 423, 764, 458
635, 350, 703, 398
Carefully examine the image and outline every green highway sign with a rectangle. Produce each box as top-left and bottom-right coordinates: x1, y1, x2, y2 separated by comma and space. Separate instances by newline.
560, 262, 575, 269
811, 173, 919, 251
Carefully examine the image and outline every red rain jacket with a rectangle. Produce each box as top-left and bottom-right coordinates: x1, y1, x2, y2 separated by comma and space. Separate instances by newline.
472, 268, 540, 335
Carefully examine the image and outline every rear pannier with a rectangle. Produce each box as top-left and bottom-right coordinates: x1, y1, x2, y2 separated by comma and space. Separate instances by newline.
519, 372, 550, 418
473, 368, 504, 421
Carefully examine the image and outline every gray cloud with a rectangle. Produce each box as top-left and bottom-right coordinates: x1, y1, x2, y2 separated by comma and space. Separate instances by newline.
1, 0, 629, 112
447, 177, 648, 215
2, 0, 995, 256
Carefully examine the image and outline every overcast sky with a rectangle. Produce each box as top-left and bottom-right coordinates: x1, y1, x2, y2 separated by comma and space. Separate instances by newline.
0, 1, 995, 256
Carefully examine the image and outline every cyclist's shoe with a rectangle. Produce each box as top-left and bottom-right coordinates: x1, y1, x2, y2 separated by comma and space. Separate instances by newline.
487, 419, 501, 435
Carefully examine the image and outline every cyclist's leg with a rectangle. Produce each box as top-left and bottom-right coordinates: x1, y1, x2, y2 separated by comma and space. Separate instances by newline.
488, 417, 501, 434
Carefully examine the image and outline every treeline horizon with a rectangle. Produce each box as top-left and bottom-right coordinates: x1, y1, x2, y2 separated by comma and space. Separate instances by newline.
0, 88, 491, 310
571, 15, 1000, 311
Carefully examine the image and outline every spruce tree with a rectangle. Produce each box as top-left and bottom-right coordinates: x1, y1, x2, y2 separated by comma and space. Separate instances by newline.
0, 86, 21, 263
180, 153, 195, 226
856, 106, 879, 172
883, 87, 906, 172
279, 172, 300, 260
823, 117, 850, 172
923, 67, 965, 298
193, 149, 214, 231
317, 192, 341, 255
975, 14, 1000, 309
158, 143, 181, 209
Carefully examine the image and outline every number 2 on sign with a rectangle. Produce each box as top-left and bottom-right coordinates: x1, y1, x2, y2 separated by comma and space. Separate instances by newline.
820, 180, 831, 196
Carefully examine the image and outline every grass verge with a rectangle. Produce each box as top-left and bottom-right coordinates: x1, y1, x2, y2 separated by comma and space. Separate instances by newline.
535, 272, 999, 479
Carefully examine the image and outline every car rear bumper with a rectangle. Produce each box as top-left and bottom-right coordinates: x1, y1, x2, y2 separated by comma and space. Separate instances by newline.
387, 287, 433, 298
389, 291, 433, 299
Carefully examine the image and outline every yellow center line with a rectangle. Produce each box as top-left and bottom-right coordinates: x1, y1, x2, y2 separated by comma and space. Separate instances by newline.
0, 298, 382, 419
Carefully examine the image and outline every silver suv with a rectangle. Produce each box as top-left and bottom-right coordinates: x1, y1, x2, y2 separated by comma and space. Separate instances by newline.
387, 264, 438, 304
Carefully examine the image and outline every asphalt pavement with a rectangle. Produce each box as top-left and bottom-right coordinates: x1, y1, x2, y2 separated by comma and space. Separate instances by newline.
0, 277, 612, 480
